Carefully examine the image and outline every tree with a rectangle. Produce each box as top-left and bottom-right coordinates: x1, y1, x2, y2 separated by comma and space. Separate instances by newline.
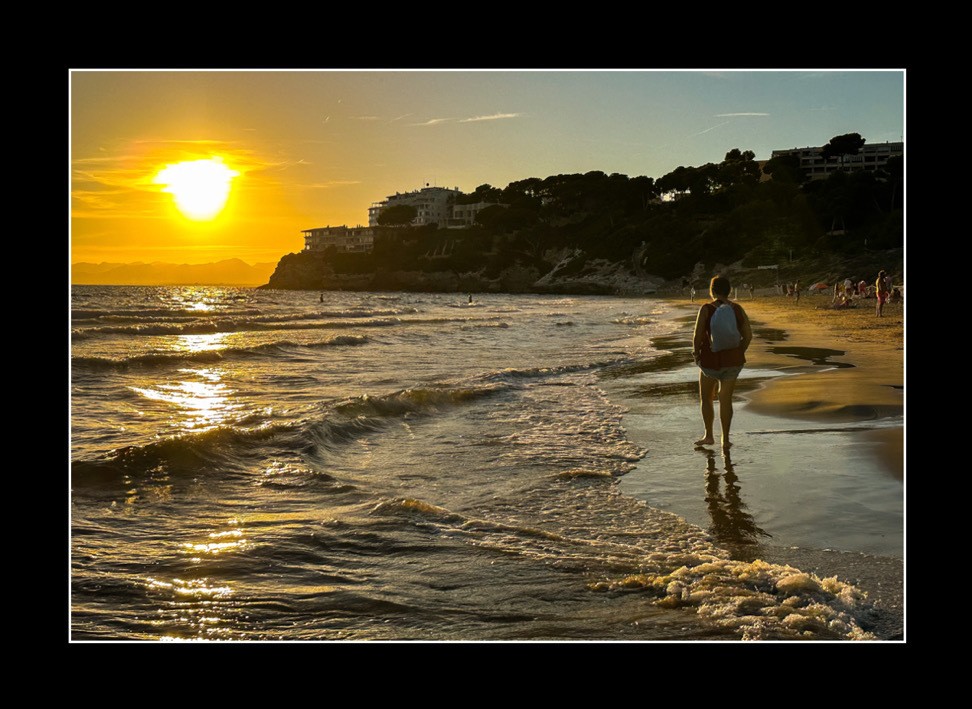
820, 133, 866, 170
472, 183, 504, 202
762, 153, 805, 184
628, 175, 659, 210
475, 204, 510, 229
504, 177, 543, 200
880, 155, 903, 211
377, 204, 418, 226
717, 148, 761, 189
657, 166, 694, 197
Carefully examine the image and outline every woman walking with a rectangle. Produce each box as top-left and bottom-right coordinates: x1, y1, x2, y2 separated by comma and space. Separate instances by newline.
693, 275, 753, 451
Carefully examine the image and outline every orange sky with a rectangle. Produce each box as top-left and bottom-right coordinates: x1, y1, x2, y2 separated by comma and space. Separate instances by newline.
70, 69, 905, 266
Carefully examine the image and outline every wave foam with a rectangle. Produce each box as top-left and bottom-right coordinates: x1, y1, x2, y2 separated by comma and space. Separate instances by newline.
591, 557, 875, 640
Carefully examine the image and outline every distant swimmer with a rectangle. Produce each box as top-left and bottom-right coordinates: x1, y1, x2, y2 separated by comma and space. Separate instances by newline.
319, 292, 324, 303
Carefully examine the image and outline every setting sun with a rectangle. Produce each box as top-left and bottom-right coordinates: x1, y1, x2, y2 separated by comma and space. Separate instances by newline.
153, 157, 239, 221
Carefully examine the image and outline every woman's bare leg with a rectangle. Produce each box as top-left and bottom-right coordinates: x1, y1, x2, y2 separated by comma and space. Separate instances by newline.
696, 372, 718, 445
717, 375, 739, 451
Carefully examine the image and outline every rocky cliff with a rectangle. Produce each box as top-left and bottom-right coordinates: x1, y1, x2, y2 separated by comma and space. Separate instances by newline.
261, 249, 663, 295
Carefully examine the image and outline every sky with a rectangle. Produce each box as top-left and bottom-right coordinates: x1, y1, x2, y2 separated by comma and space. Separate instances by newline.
70, 69, 905, 266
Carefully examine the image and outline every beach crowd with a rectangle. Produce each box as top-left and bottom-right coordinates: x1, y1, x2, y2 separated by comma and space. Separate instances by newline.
689, 270, 901, 317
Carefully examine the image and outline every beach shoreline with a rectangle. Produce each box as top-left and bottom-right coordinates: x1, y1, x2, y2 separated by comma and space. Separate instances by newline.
608, 291, 904, 638
729, 293, 904, 479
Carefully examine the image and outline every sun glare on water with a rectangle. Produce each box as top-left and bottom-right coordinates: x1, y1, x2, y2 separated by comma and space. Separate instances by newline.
153, 157, 239, 221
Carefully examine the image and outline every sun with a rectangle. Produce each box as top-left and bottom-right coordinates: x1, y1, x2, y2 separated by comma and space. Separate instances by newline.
153, 157, 239, 221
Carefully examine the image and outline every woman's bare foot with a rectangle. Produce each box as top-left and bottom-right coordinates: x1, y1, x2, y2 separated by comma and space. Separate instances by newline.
695, 436, 714, 446
721, 439, 732, 451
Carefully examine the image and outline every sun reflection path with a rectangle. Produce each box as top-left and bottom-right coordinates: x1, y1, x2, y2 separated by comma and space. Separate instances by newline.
146, 576, 240, 640
182, 528, 252, 559
131, 366, 244, 434
144, 519, 252, 640
176, 332, 230, 354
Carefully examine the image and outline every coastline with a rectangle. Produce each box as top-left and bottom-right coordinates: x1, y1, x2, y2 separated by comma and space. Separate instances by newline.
734, 293, 904, 478
607, 291, 904, 638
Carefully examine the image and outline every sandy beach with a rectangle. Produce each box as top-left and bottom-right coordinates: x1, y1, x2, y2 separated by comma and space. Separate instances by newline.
607, 290, 905, 638
739, 293, 904, 479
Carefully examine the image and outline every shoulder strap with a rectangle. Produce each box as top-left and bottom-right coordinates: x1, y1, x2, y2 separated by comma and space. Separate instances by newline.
701, 301, 717, 335
730, 302, 744, 328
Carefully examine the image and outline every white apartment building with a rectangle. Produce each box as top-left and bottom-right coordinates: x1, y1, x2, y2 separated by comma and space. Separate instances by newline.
770, 141, 903, 181
302, 225, 375, 253
303, 186, 503, 250
368, 186, 462, 227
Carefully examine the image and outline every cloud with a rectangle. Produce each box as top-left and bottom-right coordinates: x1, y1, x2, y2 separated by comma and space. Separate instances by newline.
459, 112, 523, 123
413, 112, 523, 126
413, 117, 456, 126
689, 121, 731, 137
715, 112, 769, 117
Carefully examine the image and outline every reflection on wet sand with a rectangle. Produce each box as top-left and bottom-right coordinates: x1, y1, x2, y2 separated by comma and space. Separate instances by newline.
768, 346, 855, 368
702, 449, 771, 550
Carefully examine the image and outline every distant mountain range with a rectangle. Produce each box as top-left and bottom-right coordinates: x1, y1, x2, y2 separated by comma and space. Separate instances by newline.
72, 258, 278, 286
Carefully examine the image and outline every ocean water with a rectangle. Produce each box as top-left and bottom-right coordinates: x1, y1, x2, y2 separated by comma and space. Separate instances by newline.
70, 286, 902, 641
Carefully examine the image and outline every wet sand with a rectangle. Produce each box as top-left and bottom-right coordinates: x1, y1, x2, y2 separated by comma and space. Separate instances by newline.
739, 294, 904, 481
604, 292, 905, 638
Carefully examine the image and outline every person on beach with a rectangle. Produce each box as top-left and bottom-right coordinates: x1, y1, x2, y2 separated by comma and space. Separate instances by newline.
693, 275, 753, 451
875, 269, 891, 317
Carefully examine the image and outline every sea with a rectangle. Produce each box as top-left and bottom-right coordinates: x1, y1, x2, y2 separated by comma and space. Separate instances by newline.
69, 285, 904, 642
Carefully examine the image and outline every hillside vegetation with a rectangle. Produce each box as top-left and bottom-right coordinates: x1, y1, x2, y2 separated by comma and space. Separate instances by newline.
265, 139, 903, 293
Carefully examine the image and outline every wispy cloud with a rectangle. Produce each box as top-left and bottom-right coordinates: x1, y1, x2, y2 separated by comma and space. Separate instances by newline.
413, 112, 523, 126
413, 117, 457, 126
715, 112, 769, 117
689, 121, 731, 137
391, 113, 413, 122
459, 112, 523, 123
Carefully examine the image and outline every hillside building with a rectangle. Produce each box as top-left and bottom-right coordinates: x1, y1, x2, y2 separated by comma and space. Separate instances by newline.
770, 141, 903, 181
369, 186, 462, 227
302, 226, 375, 253
447, 201, 501, 228
304, 185, 503, 252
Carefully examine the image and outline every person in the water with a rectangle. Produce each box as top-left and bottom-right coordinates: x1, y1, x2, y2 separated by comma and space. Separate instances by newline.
692, 275, 753, 451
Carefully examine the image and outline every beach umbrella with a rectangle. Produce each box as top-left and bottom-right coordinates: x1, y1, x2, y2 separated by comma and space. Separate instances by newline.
809, 282, 829, 291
